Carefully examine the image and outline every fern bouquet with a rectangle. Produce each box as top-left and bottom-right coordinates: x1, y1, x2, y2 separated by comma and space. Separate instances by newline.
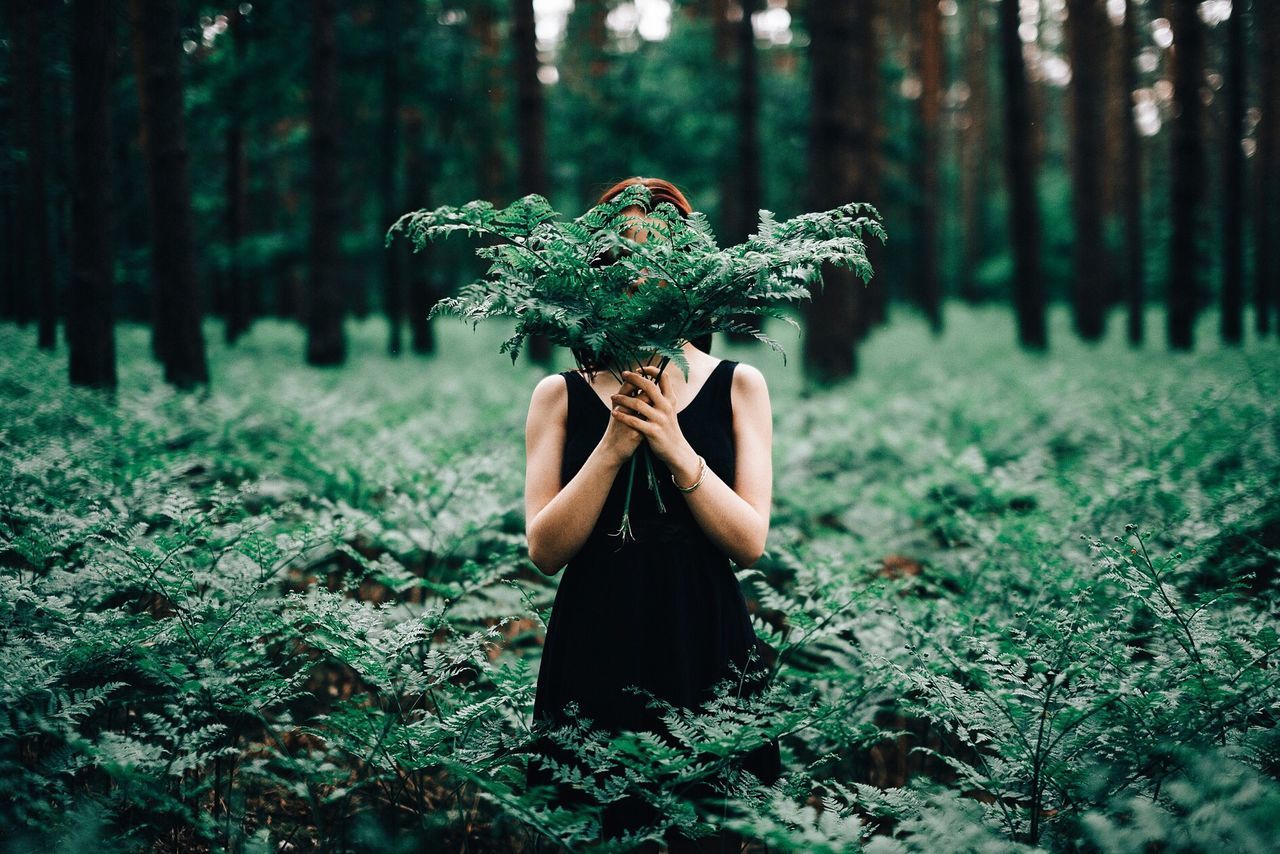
387, 183, 886, 542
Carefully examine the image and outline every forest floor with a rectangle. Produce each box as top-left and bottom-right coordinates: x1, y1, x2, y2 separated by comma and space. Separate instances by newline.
2, 304, 1278, 853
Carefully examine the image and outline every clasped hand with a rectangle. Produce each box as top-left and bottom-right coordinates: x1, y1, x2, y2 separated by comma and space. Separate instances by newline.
609, 364, 694, 470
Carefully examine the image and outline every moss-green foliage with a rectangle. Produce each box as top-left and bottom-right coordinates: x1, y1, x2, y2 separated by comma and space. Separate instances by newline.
389, 185, 886, 376
1, 306, 1278, 851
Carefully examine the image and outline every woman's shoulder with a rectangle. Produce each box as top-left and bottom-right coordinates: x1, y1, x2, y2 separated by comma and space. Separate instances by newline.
528, 372, 570, 415
727, 360, 769, 411
727, 360, 767, 389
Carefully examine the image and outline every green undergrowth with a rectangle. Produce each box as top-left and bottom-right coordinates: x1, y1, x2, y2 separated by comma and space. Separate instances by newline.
1, 305, 1278, 852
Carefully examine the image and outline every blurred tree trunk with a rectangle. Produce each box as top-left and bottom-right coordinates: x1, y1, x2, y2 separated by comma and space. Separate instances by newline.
803, 0, 879, 381
1121, 0, 1145, 346
1219, 0, 1245, 344
914, 0, 943, 333
727, 0, 763, 345
399, 0, 435, 353
130, 0, 209, 386
1167, 0, 1204, 351
709, 0, 738, 255
15, 0, 55, 346
712, 0, 734, 61
998, 0, 1046, 350
1101, 11, 1123, 224
1256, 0, 1278, 336
69, 0, 116, 389
959, 0, 992, 304
381, 0, 405, 356
513, 0, 553, 366
404, 108, 437, 355
1067, 0, 1107, 340
306, 0, 346, 366
565, 0, 611, 206
471, 3, 507, 204
862, 3, 887, 330
224, 4, 251, 345
0, 28, 13, 323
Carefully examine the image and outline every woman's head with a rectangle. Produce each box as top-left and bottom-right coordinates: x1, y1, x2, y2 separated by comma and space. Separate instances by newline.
574, 177, 712, 375
598, 176, 693, 220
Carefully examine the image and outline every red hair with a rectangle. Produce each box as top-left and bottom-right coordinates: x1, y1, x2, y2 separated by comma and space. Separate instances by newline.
574, 177, 711, 375
596, 176, 694, 218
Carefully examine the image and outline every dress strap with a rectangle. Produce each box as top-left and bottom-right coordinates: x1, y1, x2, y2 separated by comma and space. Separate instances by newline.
717, 360, 739, 411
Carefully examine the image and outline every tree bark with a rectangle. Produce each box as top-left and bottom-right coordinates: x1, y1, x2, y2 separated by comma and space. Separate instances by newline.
998, 0, 1047, 350
1167, 0, 1205, 350
381, 0, 405, 356
513, 0, 553, 365
1255, 0, 1279, 336
224, 4, 252, 345
306, 0, 346, 366
130, 0, 209, 386
564, 0, 611, 207
915, 0, 944, 333
1121, 0, 1146, 345
471, 3, 507, 204
16, 0, 55, 346
1219, 0, 1245, 344
960, 0, 992, 303
69, 0, 117, 389
1067, 0, 1107, 340
727, 0, 764, 344
803, 0, 879, 382
404, 108, 437, 355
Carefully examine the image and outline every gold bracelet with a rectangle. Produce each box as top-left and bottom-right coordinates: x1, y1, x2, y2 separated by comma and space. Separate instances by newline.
672, 454, 707, 493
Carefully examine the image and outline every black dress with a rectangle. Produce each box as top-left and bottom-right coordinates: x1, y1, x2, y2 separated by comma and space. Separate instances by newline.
525, 358, 782, 840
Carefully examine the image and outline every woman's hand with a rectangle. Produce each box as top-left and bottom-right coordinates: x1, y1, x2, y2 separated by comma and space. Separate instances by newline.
610, 365, 697, 473
598, 372, 649, 466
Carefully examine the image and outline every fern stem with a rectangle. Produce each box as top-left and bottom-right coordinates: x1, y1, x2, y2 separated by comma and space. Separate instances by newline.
613, 355, 677, 537
643, 444, 667, 514
610, 451, 639, 543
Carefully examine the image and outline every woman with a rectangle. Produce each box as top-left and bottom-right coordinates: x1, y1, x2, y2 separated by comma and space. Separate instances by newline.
523, 177, 782, 850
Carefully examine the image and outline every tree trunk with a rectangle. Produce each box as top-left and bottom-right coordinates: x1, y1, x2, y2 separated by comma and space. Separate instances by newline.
1256, 0, 1279, 336
1122, 0, 1146, 345
727, 0, 764, 344
16, 0, 55, 346
960, 0, 992, 303
1167, 0, 1205, 350
404, 108, 437, 355
915, 0, 943, 333
471, 3, 507, 204
69, 0, 117, 389
130, 0, 209, 387
225, 4, 252, 345
862, 3, 888, 330
1219, 0, 1245, 344
712, 0, 734, 62
803, 0, 879, 382
563, 0, 611, 207
1067, 0, 1107, 340
381, 0, 405, 356
513, 0, 553, 365
998, 0, 1047, 350
306, 0, 346, 366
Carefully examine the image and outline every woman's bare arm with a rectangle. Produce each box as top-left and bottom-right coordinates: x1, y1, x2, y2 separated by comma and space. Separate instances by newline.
524, 375, 629, 576
663, 364, 773, 567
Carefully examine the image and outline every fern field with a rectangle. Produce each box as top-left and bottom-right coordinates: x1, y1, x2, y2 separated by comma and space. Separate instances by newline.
2, 306, 1278, 853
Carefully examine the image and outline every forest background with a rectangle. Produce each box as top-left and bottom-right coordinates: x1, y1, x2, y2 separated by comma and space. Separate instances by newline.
2, 1, 1279, 852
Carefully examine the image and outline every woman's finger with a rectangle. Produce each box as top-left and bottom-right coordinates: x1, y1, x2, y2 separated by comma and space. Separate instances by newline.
611, 392, 658, 420
655, 364, 672, 401
621, 368, 667, 409
611, 407, 655, 436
